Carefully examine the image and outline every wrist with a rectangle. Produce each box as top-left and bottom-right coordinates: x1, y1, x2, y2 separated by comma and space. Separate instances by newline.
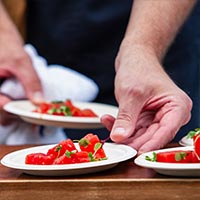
0, 2, 24, 46
120, 36, 166, 62
115, 39, 162, 73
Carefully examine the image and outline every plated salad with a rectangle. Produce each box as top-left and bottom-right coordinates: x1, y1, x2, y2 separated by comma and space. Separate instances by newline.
25, 133, 107, 165
33, 99, 98, 117
146, 128, 200, 163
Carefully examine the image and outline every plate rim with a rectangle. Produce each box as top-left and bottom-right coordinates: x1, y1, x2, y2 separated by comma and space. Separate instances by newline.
179, 135, 193, 147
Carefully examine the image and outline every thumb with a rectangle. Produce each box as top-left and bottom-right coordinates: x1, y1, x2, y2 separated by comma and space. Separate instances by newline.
110, 99, 142, 143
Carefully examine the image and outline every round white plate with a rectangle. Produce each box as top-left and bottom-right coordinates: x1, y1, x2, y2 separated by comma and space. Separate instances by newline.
179, 135, 193, 146
134, 146, 200, 177
4, 100, 118, 129
1, 143, 136, 176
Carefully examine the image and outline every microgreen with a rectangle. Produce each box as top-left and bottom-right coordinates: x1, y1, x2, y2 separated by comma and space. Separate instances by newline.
79, 138, 90, 148
60, 106, 72, 116
51, 100, 64, 104
47, 105, 72, 116
186, 128, 200, 139
94, 142, 102, 152
47, 107, 57, 114
88, 152, 95, 161
65, 150, 76, 158
93, 142, 102, 157
145, 152, 157, 162
175, 152, 187, 161
55, 145, 62, 152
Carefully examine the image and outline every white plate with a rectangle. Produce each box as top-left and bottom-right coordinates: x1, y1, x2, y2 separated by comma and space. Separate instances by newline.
179, 135, 193, 146
4, 100, 118, 129
1, 143, 136, 176
134, 146, 200, 177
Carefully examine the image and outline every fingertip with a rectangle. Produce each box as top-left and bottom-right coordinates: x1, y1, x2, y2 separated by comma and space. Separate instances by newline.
110, 127, 128, 142
138, 141, 163, 155
110, 116, 136, 142
29, 91, 45, 104
137, 149, 146, 156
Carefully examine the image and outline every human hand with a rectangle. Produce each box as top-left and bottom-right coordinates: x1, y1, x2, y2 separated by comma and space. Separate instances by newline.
101, 44, 192, 154
0, 20, 44, 125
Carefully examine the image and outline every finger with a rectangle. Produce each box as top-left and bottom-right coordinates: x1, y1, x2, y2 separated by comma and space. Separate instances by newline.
100, 114, 115, 131
120, 111, 154, 143
122, 126, 147, 144
134, 111, 155, 131
110, 97, 143, 143
10, 55, 45, 104
137, 126, 175, 155
138, 109, 191, 154
126, 123, 159, 151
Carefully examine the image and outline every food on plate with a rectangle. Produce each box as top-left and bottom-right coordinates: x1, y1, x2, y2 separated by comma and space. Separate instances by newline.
193, 134, 200, 160
145, 150, 199, 163
25, 133, 107, 165
186, 127, 200, 139
186, 128, 200, 159
33, 99, 98, 117
145, 128, 200, 163
179, 128, 200, 146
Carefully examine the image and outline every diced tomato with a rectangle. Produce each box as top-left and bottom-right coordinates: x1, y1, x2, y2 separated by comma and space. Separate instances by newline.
156, 150, 193, 163
194, 134, 200, 160
64, 99, 75, 110
33, 103, 50, 113
81, 109, 98, 117
94, 148, 107, 160
74, 151, 91, 163
71, 107, 83, 117
53, 150, 92, 164
25, 132, 107, 165
78, 133, 106, 160
53, 150, 77, 164
191, 151, 200, 163
25, 153, 54, 165
47, 139, 76, 160
78, 133, 101, 153
33, 99, 98, 117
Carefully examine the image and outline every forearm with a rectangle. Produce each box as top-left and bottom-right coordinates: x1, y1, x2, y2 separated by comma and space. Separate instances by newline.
0, 1, 24, 45
122, 0, 197, 61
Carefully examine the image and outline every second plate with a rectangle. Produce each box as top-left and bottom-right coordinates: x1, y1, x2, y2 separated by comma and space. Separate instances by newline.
4, 100, 118, 129
134, 146, 200, 177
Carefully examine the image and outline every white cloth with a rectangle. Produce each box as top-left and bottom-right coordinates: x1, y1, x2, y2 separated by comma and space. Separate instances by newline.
0, 44, 99, 145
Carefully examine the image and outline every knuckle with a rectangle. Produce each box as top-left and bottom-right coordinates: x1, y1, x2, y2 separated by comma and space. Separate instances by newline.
116, 82, 145, 100
117, 111, 133, 122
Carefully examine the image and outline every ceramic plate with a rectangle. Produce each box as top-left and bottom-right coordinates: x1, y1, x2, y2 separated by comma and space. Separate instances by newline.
1, 143, 136, 176
4, 100, 118, 129
134, 146, 200, 177
179, 135, 193, 146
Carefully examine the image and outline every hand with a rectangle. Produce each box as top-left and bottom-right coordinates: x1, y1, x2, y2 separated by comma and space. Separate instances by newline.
101, 44, 192, 154
0, 40, 43, 100
0, 11, 44, 125
0, 43, 44, 124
